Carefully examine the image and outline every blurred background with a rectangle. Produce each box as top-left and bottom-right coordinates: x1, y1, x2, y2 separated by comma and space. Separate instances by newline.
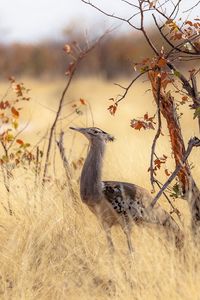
0, 0, 196, 79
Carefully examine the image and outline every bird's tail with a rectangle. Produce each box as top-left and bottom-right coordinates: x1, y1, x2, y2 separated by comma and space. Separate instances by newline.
145, 205, 184, 249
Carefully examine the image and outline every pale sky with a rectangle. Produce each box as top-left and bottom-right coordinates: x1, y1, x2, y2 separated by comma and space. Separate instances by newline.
0, 0, 198, 43
0, 0, 133, 43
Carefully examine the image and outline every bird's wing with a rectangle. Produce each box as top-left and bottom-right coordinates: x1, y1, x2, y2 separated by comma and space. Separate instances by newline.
102, 181, 176, 226
102, 181, 152, 221
102, 181, 152, 207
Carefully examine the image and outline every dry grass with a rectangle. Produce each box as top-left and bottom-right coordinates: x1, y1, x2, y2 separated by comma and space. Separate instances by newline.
0, 77, 199, 299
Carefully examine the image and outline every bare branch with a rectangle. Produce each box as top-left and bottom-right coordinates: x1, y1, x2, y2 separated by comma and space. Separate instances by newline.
168, 0, 182, 19
191, 75, 200, 133
150, 74, 162, 190
42, 33, 107, 185
115, 71, 148, 104
56, 131, 72, 180
155, 180, 182, 221
139, 0, 159, 55
81, 0, 140, 30
183, 0, 200, 13
167, 61, 195, 97
121, 0, 139, 9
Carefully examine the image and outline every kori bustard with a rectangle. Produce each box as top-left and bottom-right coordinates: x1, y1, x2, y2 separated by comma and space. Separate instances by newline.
70, 126, 183, 252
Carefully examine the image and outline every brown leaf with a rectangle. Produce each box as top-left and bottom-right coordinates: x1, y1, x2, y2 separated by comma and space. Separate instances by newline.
16, 139, 24, 145
108, 104, 117, 116
185, 20, 193, 26
154, 158, 161, 169
144, 113, 149, 120
80, 98, 86, 105
165, 169, 170, 176
157, 58, 167, 68
131, 120, 145, 130
181, 96, 188, 103
11, 107, 19, 118
12, 84, 23, 97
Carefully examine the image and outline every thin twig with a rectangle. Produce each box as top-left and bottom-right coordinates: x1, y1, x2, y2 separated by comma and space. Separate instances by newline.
81, 0, 140, 30
116, 71, 148, 104
150, 74, 162, 190
183, 0, 200, 13
151, 136, 200, 208
42, 33, 108, 185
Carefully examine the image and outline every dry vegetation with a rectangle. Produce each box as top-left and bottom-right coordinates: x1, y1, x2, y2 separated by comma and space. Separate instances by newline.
0, 77, 199, 299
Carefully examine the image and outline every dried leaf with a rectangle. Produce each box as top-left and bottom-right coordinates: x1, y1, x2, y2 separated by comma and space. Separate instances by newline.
108, 104, 118, 116
144, 113, 149, 120
165, 169, 170, 176
80, 98, 86, 105
131, 120, 145, 130
157, 58, 167, 68
16, 139, 24, 145
185, 20, 193, 26
11, 107, 19, 118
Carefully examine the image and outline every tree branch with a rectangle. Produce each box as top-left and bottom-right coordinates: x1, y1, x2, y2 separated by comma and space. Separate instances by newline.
150, 136, 200, 208
115, 71, 148, 104
81, 0, 140, 30
150, 74, 162, 190
183, 0, 200, 13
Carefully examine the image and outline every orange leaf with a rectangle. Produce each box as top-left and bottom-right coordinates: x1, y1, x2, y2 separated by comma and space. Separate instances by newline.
182, 96, 188, 102
80, 98, 86, 105
16, 139, 24, 145
157, 58, 167, 68
185, 20, 193, 26
108, 104, 117, 116
165, 169, 170, 176
131, 120, 145, 130
11, 107, 19, 118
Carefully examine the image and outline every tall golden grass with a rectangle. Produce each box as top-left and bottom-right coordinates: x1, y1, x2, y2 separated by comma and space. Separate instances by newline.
0, 77, 199, 299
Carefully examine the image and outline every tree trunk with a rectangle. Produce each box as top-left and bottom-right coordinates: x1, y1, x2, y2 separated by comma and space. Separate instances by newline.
148, 70, 200, 232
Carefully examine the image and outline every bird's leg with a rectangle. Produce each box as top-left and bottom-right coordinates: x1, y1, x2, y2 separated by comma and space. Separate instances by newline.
122, 219, 134, 253
102, 222, 115, 253
124, 228, 134, 253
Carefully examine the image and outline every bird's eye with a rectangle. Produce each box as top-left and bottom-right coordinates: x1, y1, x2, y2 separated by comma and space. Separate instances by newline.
93, 130, 98, 134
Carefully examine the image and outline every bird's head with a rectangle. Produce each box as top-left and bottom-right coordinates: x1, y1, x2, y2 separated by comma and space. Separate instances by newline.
69, 127, 115, 143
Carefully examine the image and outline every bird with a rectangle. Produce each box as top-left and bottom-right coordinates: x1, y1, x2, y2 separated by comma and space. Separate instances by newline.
69, 126, 183, 252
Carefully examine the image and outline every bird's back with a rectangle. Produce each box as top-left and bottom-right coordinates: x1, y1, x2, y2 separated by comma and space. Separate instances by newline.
102, 180, 179, 229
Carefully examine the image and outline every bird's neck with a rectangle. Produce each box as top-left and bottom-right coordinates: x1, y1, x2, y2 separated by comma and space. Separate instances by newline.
80, 140, 105, 204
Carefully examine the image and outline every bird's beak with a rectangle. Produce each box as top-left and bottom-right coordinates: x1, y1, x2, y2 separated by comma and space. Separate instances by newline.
69, 127, 84, 132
